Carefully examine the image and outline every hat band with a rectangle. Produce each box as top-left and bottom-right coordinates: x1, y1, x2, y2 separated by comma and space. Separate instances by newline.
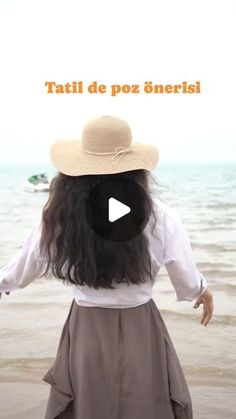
81, 145, 152, 167
81, 145, 132, 166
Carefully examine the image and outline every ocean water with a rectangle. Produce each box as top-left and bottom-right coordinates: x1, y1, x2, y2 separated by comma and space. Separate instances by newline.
0, 163, 236, 320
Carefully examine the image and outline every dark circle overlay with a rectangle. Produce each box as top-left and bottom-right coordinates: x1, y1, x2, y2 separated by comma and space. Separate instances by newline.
86, 176, 151, 242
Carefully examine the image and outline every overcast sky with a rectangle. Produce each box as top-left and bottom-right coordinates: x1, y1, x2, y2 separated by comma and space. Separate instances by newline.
0, 0, 235, 164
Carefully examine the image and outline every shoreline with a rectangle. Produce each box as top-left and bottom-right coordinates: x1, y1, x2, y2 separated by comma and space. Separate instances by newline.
0, 360, 235, 419
1, 357, 235, 387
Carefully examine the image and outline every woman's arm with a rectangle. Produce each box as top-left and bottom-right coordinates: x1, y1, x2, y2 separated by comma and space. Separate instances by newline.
0, 217, 45, 296
162, 210, 208, 302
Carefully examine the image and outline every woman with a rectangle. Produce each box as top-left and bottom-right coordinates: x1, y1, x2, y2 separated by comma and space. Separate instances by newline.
0, 116, 213, 419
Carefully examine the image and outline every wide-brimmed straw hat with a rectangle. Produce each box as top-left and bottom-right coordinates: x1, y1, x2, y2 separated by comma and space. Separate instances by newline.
50, 115, 159, 176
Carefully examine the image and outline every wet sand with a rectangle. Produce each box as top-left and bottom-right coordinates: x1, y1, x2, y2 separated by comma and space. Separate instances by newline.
0, 358, 235, 419
0, 278, 236, 419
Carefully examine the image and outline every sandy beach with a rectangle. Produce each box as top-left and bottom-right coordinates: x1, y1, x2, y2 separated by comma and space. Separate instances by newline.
0, 275, 235, 419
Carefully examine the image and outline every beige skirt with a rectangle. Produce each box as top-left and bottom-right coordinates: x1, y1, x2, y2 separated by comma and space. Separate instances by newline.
42, 298, 193, 419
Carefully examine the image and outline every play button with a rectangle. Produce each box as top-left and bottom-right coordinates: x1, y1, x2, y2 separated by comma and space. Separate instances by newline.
86, 175, 151, 242
109, 198, 131, 222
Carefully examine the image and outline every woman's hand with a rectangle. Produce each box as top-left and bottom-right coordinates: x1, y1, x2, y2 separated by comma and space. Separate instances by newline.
193, 287, 214, 326
0, 291, 11, 300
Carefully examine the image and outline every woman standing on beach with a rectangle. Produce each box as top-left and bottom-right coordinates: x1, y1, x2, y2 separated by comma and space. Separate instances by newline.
0, 116, 213, 419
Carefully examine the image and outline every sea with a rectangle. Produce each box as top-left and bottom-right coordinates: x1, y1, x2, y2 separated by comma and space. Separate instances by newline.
0, 163, 236, 322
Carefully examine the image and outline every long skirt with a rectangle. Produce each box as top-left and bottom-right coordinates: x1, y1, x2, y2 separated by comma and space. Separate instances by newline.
42, 298, 193, 419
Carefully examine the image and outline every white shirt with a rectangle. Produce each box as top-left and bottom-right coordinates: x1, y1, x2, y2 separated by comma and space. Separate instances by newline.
0, 198, 208, 307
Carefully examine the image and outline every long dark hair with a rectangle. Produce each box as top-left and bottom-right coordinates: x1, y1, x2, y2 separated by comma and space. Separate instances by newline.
39, 169, 160, 289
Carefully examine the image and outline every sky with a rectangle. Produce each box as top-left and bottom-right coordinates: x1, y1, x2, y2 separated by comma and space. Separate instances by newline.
0, 0, 235, 165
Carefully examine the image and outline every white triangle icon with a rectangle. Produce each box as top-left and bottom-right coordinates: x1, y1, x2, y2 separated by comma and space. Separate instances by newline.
108, 197, 131, 223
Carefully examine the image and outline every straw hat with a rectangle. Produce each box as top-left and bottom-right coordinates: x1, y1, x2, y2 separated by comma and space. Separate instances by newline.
50, 116, 159, 176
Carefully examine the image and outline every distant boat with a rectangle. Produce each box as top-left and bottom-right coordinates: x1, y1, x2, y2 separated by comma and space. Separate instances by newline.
24, 173, 51, 192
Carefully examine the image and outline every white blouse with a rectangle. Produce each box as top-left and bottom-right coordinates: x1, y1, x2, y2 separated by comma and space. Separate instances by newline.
0, 198, 208, 308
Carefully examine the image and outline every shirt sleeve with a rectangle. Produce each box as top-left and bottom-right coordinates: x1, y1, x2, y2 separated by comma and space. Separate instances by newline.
0, 217, 46, 293
162, 210, 208, 302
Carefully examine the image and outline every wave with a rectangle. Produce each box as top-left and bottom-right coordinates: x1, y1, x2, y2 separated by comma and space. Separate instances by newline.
160, 309, 236, 325
199, 269, 236, 278
197, 262, 233, 269
210, 282, 236, 292
192, 242, 236, 252
192, 226, 235, 232
205, 203, 236, 210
